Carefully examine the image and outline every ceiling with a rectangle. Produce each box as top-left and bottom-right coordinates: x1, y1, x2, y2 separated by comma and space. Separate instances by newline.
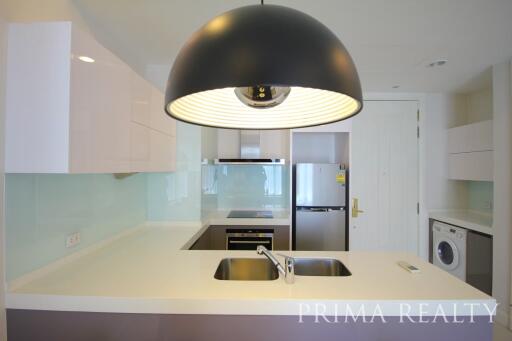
72, 0, 512, 93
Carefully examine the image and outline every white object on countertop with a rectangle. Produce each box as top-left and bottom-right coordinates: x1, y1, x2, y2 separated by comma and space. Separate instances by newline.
429, 210, 492, 236
5, 222, 494, 316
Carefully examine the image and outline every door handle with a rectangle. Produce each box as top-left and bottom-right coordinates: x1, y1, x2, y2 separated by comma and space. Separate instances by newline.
352, 198, 364, 218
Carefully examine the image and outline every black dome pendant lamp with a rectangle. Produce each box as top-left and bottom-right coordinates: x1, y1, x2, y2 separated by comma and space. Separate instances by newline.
165, 1, 362, 129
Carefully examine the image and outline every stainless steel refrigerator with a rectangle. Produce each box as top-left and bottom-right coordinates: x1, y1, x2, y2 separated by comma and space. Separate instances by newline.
295, 163, 346, 251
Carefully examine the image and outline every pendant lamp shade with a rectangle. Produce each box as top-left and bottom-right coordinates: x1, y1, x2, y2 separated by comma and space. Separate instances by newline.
165, 4, 362, 129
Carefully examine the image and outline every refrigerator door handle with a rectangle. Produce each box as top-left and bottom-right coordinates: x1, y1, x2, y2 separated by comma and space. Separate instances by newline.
297, 207, 345, 212
310, 208, 329, 212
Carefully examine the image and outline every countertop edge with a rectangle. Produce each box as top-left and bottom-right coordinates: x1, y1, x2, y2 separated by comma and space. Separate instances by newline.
5, 293, 496, 317
428, 210, 493, 236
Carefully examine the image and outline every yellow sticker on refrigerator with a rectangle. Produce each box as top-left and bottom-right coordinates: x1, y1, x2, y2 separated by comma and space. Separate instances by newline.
336, 173, 345, 184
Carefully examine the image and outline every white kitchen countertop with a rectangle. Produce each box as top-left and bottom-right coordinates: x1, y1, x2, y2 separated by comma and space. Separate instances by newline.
6, 223, 495, 316
429, 210, 493, 236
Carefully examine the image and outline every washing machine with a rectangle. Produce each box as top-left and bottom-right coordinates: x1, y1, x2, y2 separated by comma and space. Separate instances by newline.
432, 221, 467, 280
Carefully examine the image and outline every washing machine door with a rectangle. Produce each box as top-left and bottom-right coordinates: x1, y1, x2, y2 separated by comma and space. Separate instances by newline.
435, 239, 459, 271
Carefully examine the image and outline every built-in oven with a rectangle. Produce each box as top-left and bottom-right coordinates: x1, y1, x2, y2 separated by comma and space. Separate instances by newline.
226, 228, 274, 250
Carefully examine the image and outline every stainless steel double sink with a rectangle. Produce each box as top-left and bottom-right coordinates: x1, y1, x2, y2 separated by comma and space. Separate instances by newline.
214, 257, 351, 280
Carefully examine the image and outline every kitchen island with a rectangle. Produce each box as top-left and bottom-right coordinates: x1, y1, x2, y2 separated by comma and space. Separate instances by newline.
6, 223, 496, 341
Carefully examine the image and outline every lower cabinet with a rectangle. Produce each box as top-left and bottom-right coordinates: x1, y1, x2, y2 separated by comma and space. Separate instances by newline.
6, 309, 492, 341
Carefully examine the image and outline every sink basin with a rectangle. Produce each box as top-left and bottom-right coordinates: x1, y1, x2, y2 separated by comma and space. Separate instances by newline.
214, 258, 279, 280
293, 258, 351, 277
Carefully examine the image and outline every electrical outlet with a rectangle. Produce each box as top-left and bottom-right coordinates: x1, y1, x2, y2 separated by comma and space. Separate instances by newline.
483, 200, 493, 210
66, 232, 81, 248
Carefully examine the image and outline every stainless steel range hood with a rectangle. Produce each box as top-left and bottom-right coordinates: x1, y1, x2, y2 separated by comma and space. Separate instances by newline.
214, 131, 285, 165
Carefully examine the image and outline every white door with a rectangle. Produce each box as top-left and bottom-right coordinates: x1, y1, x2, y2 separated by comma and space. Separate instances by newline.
349, 101, 419, 253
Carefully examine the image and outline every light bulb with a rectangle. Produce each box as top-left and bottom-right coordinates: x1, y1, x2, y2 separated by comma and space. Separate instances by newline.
234, 85, 291, 109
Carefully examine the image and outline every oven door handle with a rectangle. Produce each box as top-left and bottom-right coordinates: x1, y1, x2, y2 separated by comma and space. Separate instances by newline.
228, 240, 272, 244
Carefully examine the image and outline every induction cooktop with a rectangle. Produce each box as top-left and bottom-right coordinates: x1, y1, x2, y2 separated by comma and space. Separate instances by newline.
227, 210, 273, 219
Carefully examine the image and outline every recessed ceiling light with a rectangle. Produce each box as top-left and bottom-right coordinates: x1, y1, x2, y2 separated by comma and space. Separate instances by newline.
78, 56, 95, 63
426, 59, 447, 68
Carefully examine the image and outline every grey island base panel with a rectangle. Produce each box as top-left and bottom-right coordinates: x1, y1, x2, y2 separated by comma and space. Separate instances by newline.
7, 310, 492, 341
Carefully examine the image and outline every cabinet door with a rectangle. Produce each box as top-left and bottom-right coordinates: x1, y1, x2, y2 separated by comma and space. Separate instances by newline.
259, 130, 289, 159
69, 26, 131, 173
217, 129, 241, 158
130, 73, 152, 127
130, 122, 150, 172
150, 87, 176, 137
148, 130, 176, 172
130, 123, 176, 173
216, 129, 289, 159
447, 120, 493, 153
448, 151, 493, 181
5, 22, 72, 173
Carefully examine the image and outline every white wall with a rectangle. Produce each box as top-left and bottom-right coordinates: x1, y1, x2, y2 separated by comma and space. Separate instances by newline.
492, 61, 512, 327
145, 64, 170, 91
0, 7, 7, 341
465, 87, 493, 124
425, 93, 469, 211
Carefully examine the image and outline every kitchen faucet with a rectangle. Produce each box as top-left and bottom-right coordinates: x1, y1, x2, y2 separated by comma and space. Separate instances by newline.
256, 245, 295, 284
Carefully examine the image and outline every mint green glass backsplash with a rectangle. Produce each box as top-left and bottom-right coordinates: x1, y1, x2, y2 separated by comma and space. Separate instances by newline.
6, 122, 203, 281
467, 181, 493, 213
201, 164, 218, 219
147, 122, 201, 221
202, 165, 290, 210
5, 173, 146, 281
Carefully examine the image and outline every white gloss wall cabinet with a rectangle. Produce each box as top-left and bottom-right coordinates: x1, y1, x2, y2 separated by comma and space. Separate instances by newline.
5, 22, 176, 173
216, 129, 289, 159
447, 152, 493, 181
447, 120, 493, 181
447, 120, 492, 154
259, 130, 290, 160
129, 74, 176, 172
216, 129, 240, 159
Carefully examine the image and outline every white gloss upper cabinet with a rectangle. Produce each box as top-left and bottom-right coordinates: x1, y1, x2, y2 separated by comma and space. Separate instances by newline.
69, 26, 132, 173
150, 87, 176, 136
446, 120, 493, 181
216, 129, 289, 160
130, 73, 176, 136
5, 22, 176, 173
259, 130, 290, 159
447, 120, 493, 154
217, 129, 241, 158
